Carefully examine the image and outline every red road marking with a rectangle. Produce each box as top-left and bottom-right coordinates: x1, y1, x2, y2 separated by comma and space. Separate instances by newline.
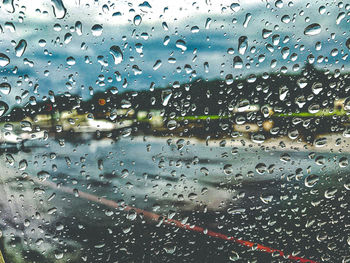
32, 178, 320, 263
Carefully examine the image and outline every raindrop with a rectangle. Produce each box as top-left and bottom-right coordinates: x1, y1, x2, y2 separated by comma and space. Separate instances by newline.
205, 18, 212, 29
256, 163, 267, 175
243, 13, 251, 28
305, 174, 319, 187
319, 6, 326, 14
336, 12, 345, 25
262, 29, 272, 39
260, 193, 273, 204
346, 39, 350, 50
238, 36, 248, 55
229, 251, 240, 261
54, 251, 64, 259
223, 164, 233, 175
37, 171, 50, 181
167, 120, 177, 130
19, 159, 28, 170
109, 45, 123, 65
275, 0, 283, 8
3, 0, 14, 13
64, 33, 72, 44
0, 53, 10, 67
134, 15, 142, 26
164, 243, 176, 254
51, 0, 67, 19
66, 56, 76, 65
91, 24, 103, 36
0, 83, 11, 95
304, 23, 321, 36
230, 3, 240, 12
0, 101, 9, 116
14, 39, 27, 57
161, 90, 172, 106
281, 15, 290, 24
233, 56, 243, 69
153, 59, 162, 70
175, 39, 187, 51
75, 21, 83, 35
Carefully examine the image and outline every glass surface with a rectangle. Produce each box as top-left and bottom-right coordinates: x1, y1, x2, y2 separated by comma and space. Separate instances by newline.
0, 0, 349, 262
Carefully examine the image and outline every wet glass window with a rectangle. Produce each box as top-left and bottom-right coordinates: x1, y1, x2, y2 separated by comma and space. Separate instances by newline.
0, 0, 349, 262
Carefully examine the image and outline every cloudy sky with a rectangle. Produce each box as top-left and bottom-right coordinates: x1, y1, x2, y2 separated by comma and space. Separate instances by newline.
0, 0, 349, 108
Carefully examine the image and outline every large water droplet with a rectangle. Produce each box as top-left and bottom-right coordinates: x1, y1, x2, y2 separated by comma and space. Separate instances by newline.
161, 90, 172, 106
304, 23, 321, 36
51, 0, 67, 19
230, 3, 241, 12
3, 0, 14, 13
0, 83, 11, 95
238, 36, 248, 55
0, 53, 10, 67
75, 21, 83, 35
66, 56, 76, 65
133, 15, 142, 26
15, 39, 27, 57
336, 12, 345, 25
305, 174, 319, 187
109, 45, 123, 65
37, 170, 50, 181
0, 101, 9, 116
175, 39, 187, 51
91, 24, 103, 36
346, 39, 350, 50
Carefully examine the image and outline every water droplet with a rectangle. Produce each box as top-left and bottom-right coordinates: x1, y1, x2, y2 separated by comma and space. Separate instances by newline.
262, 29, 272, 39
167, 120, 177, 130
275, 0, 283, 8
15, 39, 27, 57
256, 163, 267, 175
260, 193, 273, 204
243, 13, 251, 28
205, 18, 212, 29
91, 24, 103, 36
0, 101, 9, 116
238, 36, 248, 55
319, 6, 326, 14
346, 39, 350, 50
109, 45, 123, 65
75, 21, 83, 35
200, 167, 209, 176
230, 3, 241, 12
305, 174, 319, 187
3, 0, 14, 13
175, 39, 187, 51
281, 15, 290, 24
0, 83, 11, 95
339, 157, 348, 168
223, 164, 233, 175
324, 187, 337, 199
229, 251, 240, 261
164, 243, 176, 254
0, 53, 10, 67
153, 59, 162, 70
161, 90, 172, 106
66, 56, 76, 65
37, 170, 50, 181
64, 33, 72, 44
51, 0, 67, 19
336, 12, 345, 25
133, 15, 142, 26
304, 23, 321, 36
54, 251, 64, 259
233, 56, 243, 69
